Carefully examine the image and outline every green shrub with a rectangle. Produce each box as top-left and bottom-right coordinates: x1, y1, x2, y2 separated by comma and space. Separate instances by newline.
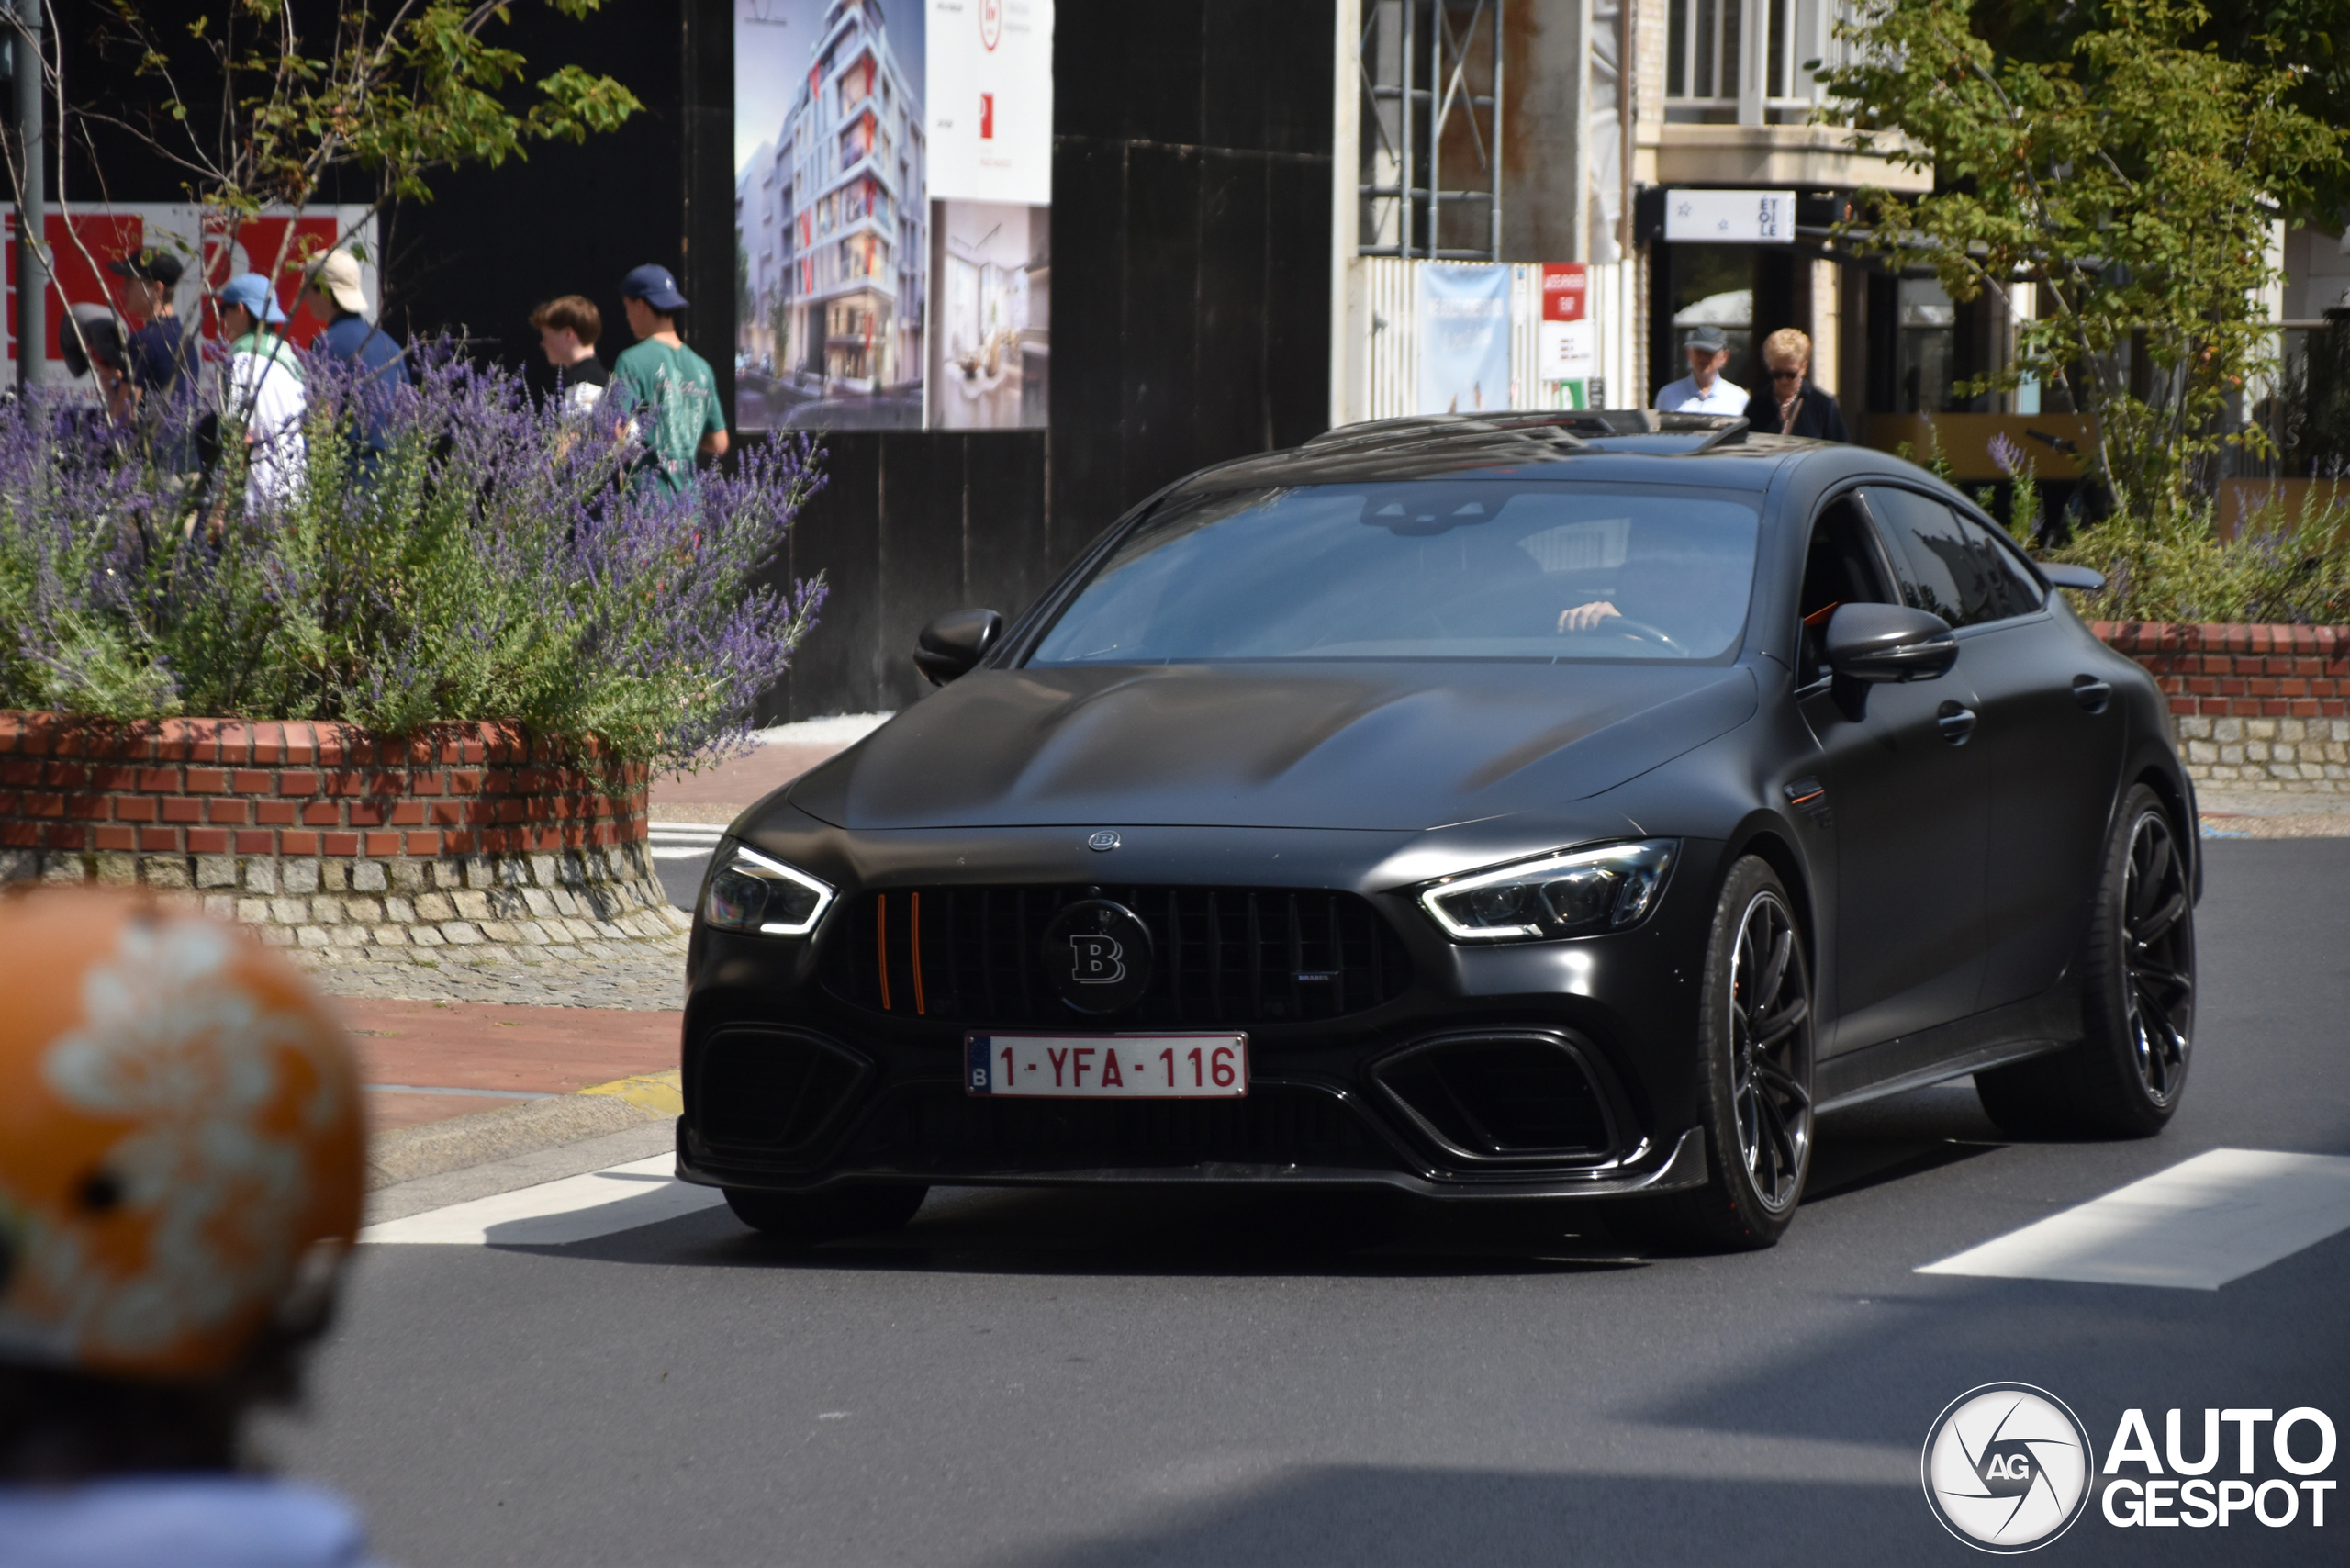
0, 352, 824, 770
2046, 490, 2350, 624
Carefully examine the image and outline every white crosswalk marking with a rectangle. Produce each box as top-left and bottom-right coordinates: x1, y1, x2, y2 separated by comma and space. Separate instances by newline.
361, 1154, 728, 1246
1918, 1148, 2350, 1290
649, 821, 728, 861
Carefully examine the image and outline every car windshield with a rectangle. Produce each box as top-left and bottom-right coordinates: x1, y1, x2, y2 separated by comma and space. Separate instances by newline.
1029, 482, 1762, 664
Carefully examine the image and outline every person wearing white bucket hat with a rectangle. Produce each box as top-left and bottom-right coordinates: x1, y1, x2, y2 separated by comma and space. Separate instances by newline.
302, 248, 408, 457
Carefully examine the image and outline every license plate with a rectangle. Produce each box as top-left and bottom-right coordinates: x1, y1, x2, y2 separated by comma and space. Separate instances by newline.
966, 1033, 1249, 1099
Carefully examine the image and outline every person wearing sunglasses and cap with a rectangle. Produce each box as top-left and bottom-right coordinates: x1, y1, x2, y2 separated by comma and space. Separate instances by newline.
1744, 327, 1848, 442
210, 272, 308, 514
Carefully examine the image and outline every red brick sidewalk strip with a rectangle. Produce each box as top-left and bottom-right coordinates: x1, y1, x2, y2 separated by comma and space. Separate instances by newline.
339, 999, 680, 1132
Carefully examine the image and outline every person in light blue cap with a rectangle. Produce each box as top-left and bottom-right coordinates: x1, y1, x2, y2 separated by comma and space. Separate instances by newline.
211, 271, 307, 514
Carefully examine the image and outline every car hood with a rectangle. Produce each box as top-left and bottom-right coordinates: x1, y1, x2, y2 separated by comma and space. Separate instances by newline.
786, 662, 1757, 833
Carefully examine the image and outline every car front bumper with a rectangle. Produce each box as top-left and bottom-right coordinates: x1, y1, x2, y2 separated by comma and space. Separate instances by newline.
676, 827, 1726, 1201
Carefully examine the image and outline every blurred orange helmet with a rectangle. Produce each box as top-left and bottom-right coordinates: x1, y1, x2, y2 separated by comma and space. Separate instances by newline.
0, 889, 364, 1383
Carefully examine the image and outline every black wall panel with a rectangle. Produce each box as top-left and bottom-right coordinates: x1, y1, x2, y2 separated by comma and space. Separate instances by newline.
392, 0, 1336, 721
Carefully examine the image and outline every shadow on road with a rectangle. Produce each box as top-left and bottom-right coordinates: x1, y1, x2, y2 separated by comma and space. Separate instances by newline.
532, 1080, 2022, 1279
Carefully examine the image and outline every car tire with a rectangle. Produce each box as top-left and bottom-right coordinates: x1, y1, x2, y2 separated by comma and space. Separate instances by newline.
1975, 783, 2193, 1140
1622, 855, 1817, 1252
722, 1182, 929, 1243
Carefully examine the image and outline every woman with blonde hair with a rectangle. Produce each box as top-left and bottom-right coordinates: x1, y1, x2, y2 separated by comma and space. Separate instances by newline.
1746, 327, 1848, 441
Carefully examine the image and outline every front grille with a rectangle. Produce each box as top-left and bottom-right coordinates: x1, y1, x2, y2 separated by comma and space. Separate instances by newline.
846, 1082, 1388, 1172
822, 886, 1413, 1027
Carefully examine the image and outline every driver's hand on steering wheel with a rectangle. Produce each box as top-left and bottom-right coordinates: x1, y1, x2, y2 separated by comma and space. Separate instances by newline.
1558, 600, 1623, 634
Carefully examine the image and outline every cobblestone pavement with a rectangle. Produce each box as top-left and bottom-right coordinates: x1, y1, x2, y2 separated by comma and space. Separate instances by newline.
2198, 786, 2350, 838
295, 931, 688, 1009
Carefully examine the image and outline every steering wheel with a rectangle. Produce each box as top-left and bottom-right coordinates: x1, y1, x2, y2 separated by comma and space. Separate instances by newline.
1590, 617, 1688, 655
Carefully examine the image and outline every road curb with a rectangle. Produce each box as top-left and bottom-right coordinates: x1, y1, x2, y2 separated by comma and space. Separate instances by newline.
366, 1069, 682, 1190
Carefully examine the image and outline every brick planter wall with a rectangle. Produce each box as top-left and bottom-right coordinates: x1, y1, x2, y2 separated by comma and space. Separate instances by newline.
0, 714, 690, 954
2094, 622, 2350, 791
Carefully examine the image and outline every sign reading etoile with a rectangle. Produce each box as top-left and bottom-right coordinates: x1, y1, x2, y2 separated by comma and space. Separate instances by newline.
1664, 189, 1796, 244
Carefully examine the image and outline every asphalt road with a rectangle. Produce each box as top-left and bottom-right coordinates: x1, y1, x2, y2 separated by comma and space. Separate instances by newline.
285, 839, 2350, 1566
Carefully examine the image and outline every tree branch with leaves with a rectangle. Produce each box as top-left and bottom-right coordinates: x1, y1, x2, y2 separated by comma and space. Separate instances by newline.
57, 0, 642, 294
1816, 0, 2346, 523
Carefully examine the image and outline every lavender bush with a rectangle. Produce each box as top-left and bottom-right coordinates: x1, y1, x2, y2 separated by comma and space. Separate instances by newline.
0, 350, 824, 770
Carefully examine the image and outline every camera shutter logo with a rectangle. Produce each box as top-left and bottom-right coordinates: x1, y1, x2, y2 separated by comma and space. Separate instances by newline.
1922, 1383, 2097, 1552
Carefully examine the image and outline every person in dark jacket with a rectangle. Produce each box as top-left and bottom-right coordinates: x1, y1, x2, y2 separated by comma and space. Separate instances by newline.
1746, 327, 1848, 441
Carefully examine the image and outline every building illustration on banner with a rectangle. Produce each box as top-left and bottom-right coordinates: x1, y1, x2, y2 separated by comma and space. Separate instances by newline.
733, 0, 1051, 431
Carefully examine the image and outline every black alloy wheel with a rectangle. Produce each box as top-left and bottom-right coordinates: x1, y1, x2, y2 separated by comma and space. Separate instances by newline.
1621, 855, 1816, 1251
1976, 783, 2195, 1139
723, 1182, 930, 1244
2116, 806, 2194, 1103
1729, 883, 1815, 1214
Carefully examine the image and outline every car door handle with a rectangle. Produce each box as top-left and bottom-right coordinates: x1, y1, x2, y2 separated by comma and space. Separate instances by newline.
1937, 701, 1977, 745
2073, 675, 2112, 712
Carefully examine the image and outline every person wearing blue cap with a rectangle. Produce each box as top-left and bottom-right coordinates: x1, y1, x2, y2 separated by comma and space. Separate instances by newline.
211, 272, 307, 513
610, 263, 728, 492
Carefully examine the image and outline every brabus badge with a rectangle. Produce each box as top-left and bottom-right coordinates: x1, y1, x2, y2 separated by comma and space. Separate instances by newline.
1088, 831, 1121, 852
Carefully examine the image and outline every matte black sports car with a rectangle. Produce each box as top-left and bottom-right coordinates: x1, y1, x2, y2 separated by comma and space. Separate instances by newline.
680, 411, 2199, 1249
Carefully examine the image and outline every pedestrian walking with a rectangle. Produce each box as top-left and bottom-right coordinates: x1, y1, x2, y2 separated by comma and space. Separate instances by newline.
1655, 325, 1750, 416
1744, 328, 1849, 441
302, 248, 408, 457
106, 246, 196, 400
211, 272, 307, 513
610, 264, 728, 491
0, 889, 382, 1566
532, 294, 612, 413
56, 304, 135, 431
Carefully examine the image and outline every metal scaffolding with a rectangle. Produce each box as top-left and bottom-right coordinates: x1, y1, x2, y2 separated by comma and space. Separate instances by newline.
1357, 0, 1503, 262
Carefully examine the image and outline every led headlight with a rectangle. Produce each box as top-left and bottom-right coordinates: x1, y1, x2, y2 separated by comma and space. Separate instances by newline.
1417, 839, 1678, 943
700, 842, 835, 937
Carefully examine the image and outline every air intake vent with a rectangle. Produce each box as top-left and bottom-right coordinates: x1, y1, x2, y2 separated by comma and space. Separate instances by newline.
1372, 1033, 1616, 1162
824, 886, 1411, 1027
693, 1028, 870, 1151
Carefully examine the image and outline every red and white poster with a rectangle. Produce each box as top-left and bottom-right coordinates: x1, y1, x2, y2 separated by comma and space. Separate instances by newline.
1536, 262, 1593, 385
4, 203, 375, 385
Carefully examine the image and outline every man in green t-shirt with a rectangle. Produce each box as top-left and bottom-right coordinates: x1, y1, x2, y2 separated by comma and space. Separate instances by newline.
610, 264, 729, 491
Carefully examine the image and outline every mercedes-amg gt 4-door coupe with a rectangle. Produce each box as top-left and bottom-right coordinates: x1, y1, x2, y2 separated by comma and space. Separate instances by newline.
680, 411, 2199, 1249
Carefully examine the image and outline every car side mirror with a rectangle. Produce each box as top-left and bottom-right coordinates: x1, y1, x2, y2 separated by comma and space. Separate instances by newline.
2036, 561, 2106, 593
913, 609, 1003, 686
1824, 602, 1957, 686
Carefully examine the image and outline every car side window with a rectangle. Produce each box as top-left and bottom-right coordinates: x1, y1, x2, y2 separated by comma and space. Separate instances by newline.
1955, 510, 2046, 618
1796, 495, 1897, 681
1861, 487, 2035, 629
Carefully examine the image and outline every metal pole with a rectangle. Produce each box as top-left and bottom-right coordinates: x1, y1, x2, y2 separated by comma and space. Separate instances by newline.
13, 0, 42, 392
1490, 0, 1504, 262
1391, 0, 1410, 257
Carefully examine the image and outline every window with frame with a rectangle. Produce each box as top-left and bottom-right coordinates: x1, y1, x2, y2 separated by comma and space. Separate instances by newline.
1862, 487, 2042, 629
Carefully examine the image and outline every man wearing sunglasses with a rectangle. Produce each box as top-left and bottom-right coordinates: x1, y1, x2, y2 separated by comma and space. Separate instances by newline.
1744, 327, 1848, 441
